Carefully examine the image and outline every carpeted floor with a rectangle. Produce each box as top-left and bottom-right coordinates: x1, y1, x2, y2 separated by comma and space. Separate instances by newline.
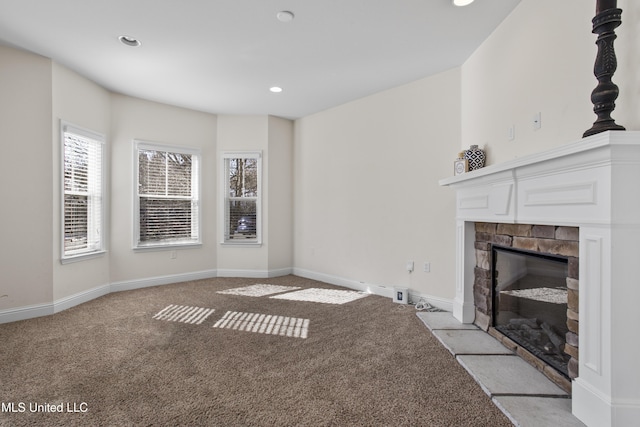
0, 275, 512, 426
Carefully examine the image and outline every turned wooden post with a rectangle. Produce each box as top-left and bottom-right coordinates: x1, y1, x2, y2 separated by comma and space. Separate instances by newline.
583, 0, 625, 137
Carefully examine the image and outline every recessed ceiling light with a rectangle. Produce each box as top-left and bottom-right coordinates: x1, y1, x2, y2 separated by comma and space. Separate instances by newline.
452, 0, 474, 6
119, 35, 141, 47
276, 11, 294, 22
269, 86, 283, 93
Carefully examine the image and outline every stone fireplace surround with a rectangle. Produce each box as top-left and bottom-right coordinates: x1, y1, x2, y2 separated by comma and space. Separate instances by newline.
473, 222, 579, 393
439, 131, 640, 427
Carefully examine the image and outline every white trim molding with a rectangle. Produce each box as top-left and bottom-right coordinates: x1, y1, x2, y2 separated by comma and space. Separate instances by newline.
110, 269, 218, 293
0, 302, 53, 324
292, 267, 453, 312
54, 284, 111, 313
0, 268, 300, 324
217, 268, 292, 278
0, 283, 112, 324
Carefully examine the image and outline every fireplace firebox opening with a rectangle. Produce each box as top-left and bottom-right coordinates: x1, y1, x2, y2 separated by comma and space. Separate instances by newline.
492, 245, 570, 378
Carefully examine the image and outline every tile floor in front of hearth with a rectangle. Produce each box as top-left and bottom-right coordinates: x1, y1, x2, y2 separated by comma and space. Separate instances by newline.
417, 311, 586, 427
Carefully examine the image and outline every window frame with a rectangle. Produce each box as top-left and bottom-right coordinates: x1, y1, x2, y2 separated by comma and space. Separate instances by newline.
60, 121, 106, 263
133, 140, 202, 251
220, 151, 262, 246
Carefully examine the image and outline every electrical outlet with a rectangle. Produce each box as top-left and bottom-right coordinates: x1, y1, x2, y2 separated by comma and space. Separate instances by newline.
406, 261, 414, 272
423, 262, 431, 273
170, 250, 177, 259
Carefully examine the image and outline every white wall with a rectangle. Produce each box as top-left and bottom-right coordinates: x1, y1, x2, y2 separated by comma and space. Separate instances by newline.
267, 116, 294, 274
216, 115, 294, 277
0, 45, 53, 308
216, 115, 269, 275
51, 63, 111, 300
462, 0, 639, 165
293, 69, 460, 302
109, 94, 218, 285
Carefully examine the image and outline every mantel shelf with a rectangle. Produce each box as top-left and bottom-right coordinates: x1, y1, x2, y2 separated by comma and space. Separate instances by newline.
439, 131, 639, 187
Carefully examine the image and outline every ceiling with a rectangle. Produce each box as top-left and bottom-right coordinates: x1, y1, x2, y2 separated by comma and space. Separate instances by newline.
0, 0, 521, 119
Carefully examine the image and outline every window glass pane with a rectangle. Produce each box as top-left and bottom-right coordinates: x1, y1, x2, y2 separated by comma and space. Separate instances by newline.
139, 198, 193, 242
62, 124, 103, 259
167, 153, 192, 196
228, 158, 258, 197
135, 142, 200, 248
138, 150, 167, 195
64, 194, 88, 251
228, 199, 257, 239
64, 135, 89, 193
223, 153, 260, 243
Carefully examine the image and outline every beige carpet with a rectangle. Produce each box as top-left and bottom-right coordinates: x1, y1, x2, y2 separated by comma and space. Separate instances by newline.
0, 275, 512, 426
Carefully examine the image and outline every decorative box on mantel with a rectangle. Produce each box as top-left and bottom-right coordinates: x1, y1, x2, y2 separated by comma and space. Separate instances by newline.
439, 131, 640, 427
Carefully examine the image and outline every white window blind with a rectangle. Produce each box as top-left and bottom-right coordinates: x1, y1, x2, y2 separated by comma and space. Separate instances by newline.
222, 152, 261, 244
135, 141, 200, 248
62, 122, 104, 260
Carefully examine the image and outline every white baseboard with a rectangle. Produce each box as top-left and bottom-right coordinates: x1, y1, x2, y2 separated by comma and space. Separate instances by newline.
0, 302, 53, 324
216, 268, 292, 279
110, 269, 218, 293
268, 268, 294, 278
0, 270, 220, 324
0, 285, 112, 324
408, 290, 453, 312
292, 268, 381, 293
0, 268, 291, 323
54, 284, 111, 313
292, 267, 453, 311
0, 267, 452, 324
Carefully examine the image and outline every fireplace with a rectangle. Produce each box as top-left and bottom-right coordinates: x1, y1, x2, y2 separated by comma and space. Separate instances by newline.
439, 131, 640, 427
492, 245, 570, 378
472, 222, 578, 391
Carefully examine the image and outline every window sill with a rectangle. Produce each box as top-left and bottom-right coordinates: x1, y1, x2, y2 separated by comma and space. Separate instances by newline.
220, 241, 262, 248
60, 250, 106, 265
133, 242, 202, 252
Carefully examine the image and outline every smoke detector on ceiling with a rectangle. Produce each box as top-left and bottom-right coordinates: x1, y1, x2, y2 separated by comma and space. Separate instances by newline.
276, 11, 294, 22
118, 35, 141, 47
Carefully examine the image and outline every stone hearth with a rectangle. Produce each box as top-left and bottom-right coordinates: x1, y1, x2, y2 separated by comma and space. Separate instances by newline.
439, 131, 640, 427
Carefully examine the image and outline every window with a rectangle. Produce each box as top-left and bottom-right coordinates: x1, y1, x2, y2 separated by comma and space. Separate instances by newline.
222, 152, 261, 244
61, 122, 105, 261
134, 141, 201, 249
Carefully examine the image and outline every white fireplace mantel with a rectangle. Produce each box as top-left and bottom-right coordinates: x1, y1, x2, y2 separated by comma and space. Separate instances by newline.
439, 131, 640, 427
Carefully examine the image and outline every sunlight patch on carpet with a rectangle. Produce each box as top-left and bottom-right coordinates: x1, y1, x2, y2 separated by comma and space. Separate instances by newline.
269, 288, 368, 305
271, 288, 368, 304
153, 304, 215, 325
213, 311, 309, 339
216, 284, 301, 297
